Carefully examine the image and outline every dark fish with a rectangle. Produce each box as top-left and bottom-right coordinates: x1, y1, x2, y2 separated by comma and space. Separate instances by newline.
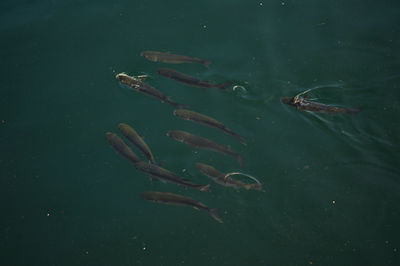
106, 132, 142, 164
134, 161, 210, 192
141, 191, 222, 223
141, 51, 211, 68
167, 130, 244, 167
119, 123, 155, 163
158, 68, 231, 90
116, 73, 188, 109
173, 109, 246, 145
196, 163, 262, 191
281, 97, 361, 114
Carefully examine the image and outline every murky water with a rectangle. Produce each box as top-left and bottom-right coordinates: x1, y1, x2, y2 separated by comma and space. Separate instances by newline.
1, 1, 399, 265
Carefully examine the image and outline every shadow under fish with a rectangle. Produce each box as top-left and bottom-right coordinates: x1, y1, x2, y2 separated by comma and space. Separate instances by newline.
158, 68, 231, 90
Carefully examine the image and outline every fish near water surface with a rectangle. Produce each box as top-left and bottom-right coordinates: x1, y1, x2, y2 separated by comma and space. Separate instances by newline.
158, 68, 231, 90
106, 132, 142, 164
196, 163, 262, 191
141, 191, 223, 223
134, 161, 210, 192
118, 123, 155, 163
116, 73, 188, 109
173, 109, 246, 145
141, 51, 211, 68
281, 97, 361, 114
167, 130, 244, 167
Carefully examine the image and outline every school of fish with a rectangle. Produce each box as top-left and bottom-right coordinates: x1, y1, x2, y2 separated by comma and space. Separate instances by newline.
107, 50, 360, 223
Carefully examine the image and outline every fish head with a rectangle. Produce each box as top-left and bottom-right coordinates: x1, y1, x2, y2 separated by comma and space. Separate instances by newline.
172, 109, 188, 118
115, 73, 131, 83
105, 132, 117, 143
166, 130, 185, 142
141, 51, 157, 61
157, 68, 169, 76
280, 97, 296, 107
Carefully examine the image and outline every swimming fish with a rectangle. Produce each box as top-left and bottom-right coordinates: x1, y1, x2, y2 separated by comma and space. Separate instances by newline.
134, 161, 210, 192
173, 109, 246, 145
196, 163, 262, 191
167, 130, 244, 167
116, 73, 188, 109
141, 51, 211, 68
106, 132, 142, 164
141, 191, 222, 223
281, 91, 361, 114
158, 68, 231, 90
118, 123, 155, 163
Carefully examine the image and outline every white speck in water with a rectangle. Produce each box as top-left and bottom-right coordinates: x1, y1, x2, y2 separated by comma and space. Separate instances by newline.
259, 2, 263, 6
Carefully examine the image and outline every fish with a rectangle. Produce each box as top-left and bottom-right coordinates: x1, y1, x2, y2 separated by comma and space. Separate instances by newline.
166, 130, 244, 167
196, 163, 262, 191
141, 51, 211, 68
116, 73, 188, 109
118, 123, 155, 163
106, 132, 142, 164
134, 161, 210, 192
173, 109, 246, 145
281, 97, 361, 114
141, 191, 223, 223
158, 68, 231, 90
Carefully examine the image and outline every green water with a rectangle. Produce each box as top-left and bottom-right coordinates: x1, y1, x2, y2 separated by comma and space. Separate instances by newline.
1, 1, 400, 265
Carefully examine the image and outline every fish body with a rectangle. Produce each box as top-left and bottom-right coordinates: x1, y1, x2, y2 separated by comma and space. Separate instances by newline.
118, 123, 155, 163
106, 132, 142, 164
167, 130, 244, 166
141, 51, 211, 68
141, 191, 222, 223
281, 97, 361, 114
196, 163, 261, 191
158, 68, 230, 90
135, 162, 210, 192
116, 73, 188, 108
173, 109, 246, 145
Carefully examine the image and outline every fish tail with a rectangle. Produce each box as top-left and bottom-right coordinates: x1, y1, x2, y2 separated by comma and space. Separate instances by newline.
347, 107, 362, 114
202, 60, 212, 68
199, 184, 211, 192
208, 208, 223, 223
171, 101, 190, 109
216, 82, 232, 90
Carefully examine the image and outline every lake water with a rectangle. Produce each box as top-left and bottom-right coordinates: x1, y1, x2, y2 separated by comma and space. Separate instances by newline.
1, 1, 399, 265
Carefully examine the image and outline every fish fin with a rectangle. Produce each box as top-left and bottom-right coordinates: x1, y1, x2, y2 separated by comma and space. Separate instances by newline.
155, 160, 165, 167
209, 208, 223, 223
136, 75, 148, 82
216, 81, 232, 90
199, 184, 211, 192
202, 60, 212, 68
244, 184, 253, 190
172, 102, 190, 109
237, 155, 245, 167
